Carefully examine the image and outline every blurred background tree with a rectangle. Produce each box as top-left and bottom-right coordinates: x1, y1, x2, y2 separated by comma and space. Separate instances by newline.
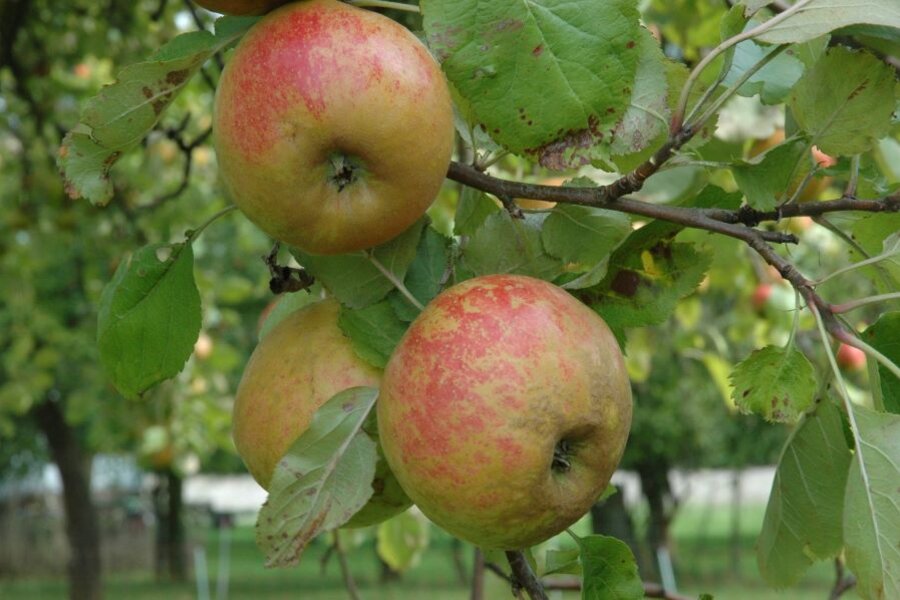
0, 1, 272, 597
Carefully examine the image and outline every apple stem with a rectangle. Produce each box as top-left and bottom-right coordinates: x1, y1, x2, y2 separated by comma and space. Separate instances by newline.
365, 251, 425, 311
505, 550, 548, 600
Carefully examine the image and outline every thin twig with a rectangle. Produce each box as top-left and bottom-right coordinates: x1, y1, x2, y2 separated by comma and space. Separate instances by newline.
814, 247, 900, 286
673, 0, 812, 127
470, 549, 485, 600
829, 558, 857, 600
332, 532, 361, 600
831, 292, 900, 314
541, 577, 692, 600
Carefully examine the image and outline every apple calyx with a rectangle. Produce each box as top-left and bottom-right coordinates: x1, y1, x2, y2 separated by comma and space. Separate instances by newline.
328, 152, 364, 192
552, 439, 573, 473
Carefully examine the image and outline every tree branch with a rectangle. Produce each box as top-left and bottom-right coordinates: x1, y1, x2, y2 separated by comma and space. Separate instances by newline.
446, 125, 898, 353
505, 551, 548, 600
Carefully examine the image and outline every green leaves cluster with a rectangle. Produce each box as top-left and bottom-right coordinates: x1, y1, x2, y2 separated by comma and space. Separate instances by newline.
54, 0, 900, 595
59, 17, 257, 205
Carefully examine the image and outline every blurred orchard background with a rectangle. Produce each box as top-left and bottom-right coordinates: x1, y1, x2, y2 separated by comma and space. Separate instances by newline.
0, 0, 894, 599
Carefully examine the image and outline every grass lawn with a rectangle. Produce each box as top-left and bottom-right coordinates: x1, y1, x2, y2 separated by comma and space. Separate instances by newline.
0, 503, 853, 599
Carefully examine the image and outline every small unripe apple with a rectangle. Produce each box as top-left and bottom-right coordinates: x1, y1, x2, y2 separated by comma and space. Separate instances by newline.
378, 275, 632, 549
213, 0, 454, 254
233, 299, 411, 527
836, 343, 866, 372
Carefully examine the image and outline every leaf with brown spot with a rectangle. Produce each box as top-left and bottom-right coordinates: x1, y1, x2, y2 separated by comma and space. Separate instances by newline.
58, 16, 258, 205
730, 345, 817, 423
256, 387, 379, 568
422, 0, 641, 167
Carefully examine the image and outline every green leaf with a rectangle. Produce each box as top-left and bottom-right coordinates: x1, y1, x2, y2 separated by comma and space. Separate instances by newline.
731, 139, 807, 210
723, 36, 806, 105
390, 228, 451, 321
611, 185, 742, 259
844, 404, 900, 600
718, 5, 750, 83
338, 302, 409, 369
757, 400, 851, 587
789, 47, 896, 156
256, 387, 379, 567
543, 547, 582, 576
584, 242, 712, 332
542, 205, 631, 266
851, 214, 900, 294
293, 219, 426, 309
97, 243, 201, 398
608, 27, 670, 163
376, 509, 431, 573
863, 313, 900, 414
755, 0, 900, 45
462, 211, 564, 280
423, 0, 642, 168
575, 534, 643, 600
455, 187, 500, 236
729, 345, 817, 423
58, 17, 257, 205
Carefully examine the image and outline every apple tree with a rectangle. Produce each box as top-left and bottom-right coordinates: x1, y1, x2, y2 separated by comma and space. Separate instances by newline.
53, 0, 900, 599
0, 0, 277, 596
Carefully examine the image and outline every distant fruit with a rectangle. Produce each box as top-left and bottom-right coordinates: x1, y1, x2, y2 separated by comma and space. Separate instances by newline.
213, 0, 454, 254
751, 283, 772, 312
377, 274, 632, 549
233, 299, 411, 527
836, 343, 866, 372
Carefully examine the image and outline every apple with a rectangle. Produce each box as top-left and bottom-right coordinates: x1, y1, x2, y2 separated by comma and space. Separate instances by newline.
213, 0, 454, 254
194, 0, 289, 15
377, 274, 632, 549
751, 283, 772, 312
836, 343, 866, 372
747, 129, 835, 202
233, 299, 411, 527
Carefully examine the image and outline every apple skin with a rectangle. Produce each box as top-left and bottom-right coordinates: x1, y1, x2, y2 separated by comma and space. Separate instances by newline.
194, 0, 289, 15
377, 274, 632, 549
836, 343, 866, 372
233, 299, 411, 527
213, 0, 454, 254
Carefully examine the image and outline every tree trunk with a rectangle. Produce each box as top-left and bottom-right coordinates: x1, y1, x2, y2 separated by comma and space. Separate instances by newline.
637, 463, 673, 582
33, 400, 103, 600
153, 469, 187, 581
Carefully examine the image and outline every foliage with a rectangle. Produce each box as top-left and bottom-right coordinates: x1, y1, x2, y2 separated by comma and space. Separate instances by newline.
4, 0, 900, 598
